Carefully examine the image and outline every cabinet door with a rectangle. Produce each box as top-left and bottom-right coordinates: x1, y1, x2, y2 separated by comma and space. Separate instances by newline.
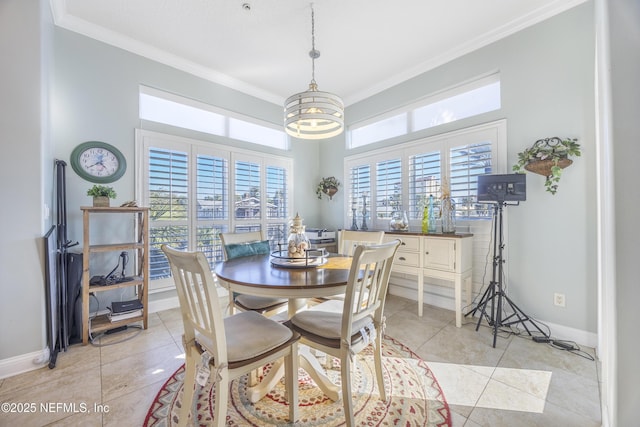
424, 237, 456, 272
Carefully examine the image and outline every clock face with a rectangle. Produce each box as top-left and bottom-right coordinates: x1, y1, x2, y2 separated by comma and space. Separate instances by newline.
79, 147, 120, 178
70, 141, 126, 183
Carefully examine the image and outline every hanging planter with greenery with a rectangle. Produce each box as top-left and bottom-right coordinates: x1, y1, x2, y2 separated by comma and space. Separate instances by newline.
315, 176, 340, 200
513, 137, 580, 195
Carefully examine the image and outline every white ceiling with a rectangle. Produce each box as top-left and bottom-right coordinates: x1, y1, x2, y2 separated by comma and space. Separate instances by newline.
50, 0, 587, 106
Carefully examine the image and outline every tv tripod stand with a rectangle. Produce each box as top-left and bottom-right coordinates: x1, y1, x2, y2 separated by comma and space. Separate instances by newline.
466, 202, 547, 347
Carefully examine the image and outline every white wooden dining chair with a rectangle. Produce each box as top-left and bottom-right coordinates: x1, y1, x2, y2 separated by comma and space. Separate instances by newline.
161, 245, 299, 427
219, 231, 288, 316
337, 230, 385, 255
288, 239, 401, 426
321, 230, 386, 304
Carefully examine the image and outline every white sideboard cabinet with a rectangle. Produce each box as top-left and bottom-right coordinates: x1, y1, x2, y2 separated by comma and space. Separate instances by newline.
384, 231, 473, 327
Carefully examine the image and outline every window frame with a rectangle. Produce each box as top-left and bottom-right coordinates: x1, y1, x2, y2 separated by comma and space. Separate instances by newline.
343, 120, 507, 230
139, 85, 290, 151
347, 73, 501, 149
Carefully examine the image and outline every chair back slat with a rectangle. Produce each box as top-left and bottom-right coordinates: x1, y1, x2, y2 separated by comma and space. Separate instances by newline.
162, 245, 227, 363
341, 239, 401, 340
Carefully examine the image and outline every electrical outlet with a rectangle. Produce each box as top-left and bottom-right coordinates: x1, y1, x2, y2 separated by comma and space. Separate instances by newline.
554, 293, 566, 307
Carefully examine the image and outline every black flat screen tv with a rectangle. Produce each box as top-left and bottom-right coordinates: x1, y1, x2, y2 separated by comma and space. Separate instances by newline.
477, 174, 526, 203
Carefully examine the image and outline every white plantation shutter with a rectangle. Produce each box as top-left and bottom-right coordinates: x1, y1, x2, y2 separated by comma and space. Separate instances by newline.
148, 148, 189, 280
266, 166, 287, 220
196, 155, 228, 221
348, 165, 371, 226
234, 160, 261, 223
450, 141, 493, 218
408, 151, 441, 220
375, 159, 402, 219
265, 165, 288, 243
196, 154, 229, 267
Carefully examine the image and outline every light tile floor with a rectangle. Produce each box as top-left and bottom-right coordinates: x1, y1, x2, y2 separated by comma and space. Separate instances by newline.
0, 295, 601, 426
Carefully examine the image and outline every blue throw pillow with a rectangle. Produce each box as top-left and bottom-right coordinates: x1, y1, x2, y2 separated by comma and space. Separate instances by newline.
225, 240, 271, 260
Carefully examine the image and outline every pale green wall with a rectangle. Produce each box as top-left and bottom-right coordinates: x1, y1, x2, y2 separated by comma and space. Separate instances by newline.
53, 27, 321, 236
52, 27, 322, 309
0, 0, 52, 359
320, 3, 597, 334
0, 1, 598, 362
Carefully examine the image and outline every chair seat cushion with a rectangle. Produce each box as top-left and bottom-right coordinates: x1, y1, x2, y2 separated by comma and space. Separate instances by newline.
290, 300, 373, 342
198, 311, 293, 363
235, 294, 287, 311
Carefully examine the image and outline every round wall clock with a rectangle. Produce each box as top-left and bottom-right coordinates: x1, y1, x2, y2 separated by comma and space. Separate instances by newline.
70, 141, 126, 183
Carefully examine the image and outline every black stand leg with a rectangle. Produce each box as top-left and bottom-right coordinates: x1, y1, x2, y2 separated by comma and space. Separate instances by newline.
465, 203, 548, 347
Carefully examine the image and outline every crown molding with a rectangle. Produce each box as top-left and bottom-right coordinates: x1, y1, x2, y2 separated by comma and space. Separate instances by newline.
49, 0, 283, 105
50, 0, 588, 108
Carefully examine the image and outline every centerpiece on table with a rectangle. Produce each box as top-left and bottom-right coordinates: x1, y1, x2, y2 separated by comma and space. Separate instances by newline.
287, 213, 311, 258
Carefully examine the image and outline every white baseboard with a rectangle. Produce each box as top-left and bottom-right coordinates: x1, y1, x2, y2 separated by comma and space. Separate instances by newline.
147, 296, 180, 313
0, 348, 49, 380
146, 286, 228, 314
388, 280, 598, 349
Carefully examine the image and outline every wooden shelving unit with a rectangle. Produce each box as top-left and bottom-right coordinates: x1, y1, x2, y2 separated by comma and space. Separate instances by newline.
80, 206, 149, 344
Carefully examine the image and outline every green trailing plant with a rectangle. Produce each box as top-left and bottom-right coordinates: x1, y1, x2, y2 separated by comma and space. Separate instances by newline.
87, 184, 117, 199
513, 137, 581, 195
315, 176, 340, 200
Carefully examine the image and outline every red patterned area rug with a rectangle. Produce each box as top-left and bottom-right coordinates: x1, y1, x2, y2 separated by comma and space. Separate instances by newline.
144, 336, 451, 426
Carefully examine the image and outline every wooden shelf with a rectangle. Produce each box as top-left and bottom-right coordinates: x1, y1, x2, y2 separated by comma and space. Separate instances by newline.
89, 242, 145, 252
81, 206, 150, 213
81, 207, 149, 344
90, 313, 144, 334
88, 276, 144, 293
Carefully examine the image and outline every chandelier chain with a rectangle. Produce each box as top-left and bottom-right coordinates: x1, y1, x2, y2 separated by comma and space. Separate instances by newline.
283, 2, 344, 139
310, 4, 316, 84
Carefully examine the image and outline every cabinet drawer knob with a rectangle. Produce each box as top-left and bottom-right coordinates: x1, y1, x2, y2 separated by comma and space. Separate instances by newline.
425, 251, 429, 255
401, 242, 406, 245
399, 256, 406, 261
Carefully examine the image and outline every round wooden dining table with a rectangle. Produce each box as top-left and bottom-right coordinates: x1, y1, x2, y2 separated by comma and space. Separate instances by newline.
214, 253, 353, 402
215, 253, 353, 317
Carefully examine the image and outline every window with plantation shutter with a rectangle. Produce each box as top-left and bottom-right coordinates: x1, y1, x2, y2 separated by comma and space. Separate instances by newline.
136, 129, 293, 292
344, 120, 505, 230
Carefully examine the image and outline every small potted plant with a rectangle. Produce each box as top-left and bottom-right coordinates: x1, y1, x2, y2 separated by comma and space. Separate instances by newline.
87, 184, 117, 207
316, 176, 340, 200
513, 137, 580, 195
